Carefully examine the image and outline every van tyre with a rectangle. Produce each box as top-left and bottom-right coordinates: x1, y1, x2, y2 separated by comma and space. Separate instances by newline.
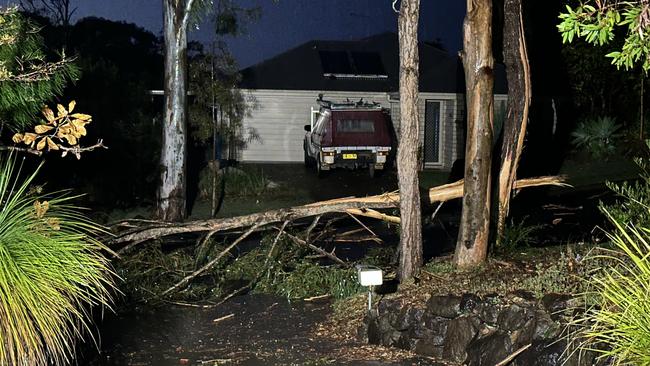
304, 148, 313, 168
316, 155, 325, 178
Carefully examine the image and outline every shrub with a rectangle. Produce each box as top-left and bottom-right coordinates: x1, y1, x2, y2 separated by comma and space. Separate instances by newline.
198, 165, 274, 199
569, 211, 650, 365
0, 156, 114, 365
601, 141, 650, 228
496, 217, 543, 252
571, 116, 622, 159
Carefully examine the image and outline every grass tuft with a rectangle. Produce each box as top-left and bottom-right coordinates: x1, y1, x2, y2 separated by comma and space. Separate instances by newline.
0, 155, 115, 365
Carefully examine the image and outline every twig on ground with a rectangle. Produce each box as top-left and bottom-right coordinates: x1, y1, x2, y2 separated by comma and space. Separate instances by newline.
495, 343, 531, 366
212, 313, 235, 324
166, 300, 218, 309
304, 294, 330, 301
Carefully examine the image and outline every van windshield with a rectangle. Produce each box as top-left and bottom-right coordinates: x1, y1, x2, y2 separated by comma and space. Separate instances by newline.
336, 119, 375, 133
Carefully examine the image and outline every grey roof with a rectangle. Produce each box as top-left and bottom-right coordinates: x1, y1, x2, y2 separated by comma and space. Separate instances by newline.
239, 33, 507, 94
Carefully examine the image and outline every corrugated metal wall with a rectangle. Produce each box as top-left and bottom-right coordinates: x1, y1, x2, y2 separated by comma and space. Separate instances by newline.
239, 89, 507, 170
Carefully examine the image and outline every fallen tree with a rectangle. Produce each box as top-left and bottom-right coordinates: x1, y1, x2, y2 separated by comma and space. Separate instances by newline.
110, 176, 566, 245
108, 176, 566, 296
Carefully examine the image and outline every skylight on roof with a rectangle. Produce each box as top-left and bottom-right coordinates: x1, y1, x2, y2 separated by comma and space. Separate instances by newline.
319, 50, 387, 79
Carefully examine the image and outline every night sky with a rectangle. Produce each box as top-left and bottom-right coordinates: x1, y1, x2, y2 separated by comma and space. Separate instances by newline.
3, 0, 466, 68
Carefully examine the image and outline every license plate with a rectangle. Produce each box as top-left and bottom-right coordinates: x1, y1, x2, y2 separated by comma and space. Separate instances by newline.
342, 153, 357, 160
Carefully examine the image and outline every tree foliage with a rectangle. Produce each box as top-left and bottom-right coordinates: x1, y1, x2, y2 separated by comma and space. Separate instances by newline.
558, 1, 650, 71
0, 7, 78, 129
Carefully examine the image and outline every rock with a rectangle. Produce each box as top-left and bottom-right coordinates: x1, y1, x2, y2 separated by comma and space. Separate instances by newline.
410, 313, 448, 344
541, 293, 573, 316
460, 293, 482, 313
475, 322, 497, 340
427, 295, 462, 318
391, 307, 423, 331
533, 310, 561, 340
367, 314, 402, 346
466, 331, 513, 366
509, 290, 536, 303
442, 316, 478, 362
414, 339, 444, 358
476, 296, 501, 325
509, 317, 537, 347
498, 304, 534, 332
513, 339, 572, 366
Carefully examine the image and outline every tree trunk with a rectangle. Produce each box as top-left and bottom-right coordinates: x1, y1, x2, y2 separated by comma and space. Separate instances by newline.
396, 0, 422, 280
496, 0, 531, 241
157, 0, 192, 222
455, 0, 495, 268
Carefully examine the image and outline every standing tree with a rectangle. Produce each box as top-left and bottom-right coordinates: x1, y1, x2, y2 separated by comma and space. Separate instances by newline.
455, 0, 495, 268
20, 0, 76, 26
158, 0, 208, 221
158, 0, 258, 221
495, 0, 531, 242
395, 0, 423, 280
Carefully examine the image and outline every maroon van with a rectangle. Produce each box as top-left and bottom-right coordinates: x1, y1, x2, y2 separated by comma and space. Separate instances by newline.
303, 98, 394, 177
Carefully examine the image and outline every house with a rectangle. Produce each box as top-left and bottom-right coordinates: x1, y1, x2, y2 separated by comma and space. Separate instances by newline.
237, 32, 507, 170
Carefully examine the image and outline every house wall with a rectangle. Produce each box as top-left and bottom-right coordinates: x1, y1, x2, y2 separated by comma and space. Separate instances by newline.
238, 89, 507, 170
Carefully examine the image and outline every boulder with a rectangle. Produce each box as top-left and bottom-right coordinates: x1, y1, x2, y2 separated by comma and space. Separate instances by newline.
427, 295, 462, 318
466, 331, 513, 366
442, 316, 479, 362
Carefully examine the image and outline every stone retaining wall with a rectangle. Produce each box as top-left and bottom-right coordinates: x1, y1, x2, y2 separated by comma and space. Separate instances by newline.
361, 291, 604, 365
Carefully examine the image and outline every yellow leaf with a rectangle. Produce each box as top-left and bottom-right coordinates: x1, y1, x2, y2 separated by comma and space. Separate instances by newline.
42, 106, 55, 122
34, 124, 54, 134
34, 200, 49, 219
56, 103, 67, 118
62, 133, 77, 145
70, 113, 92, 121
46, 217, 60, 230
68, 100, 76, 113
22, 133, 37, 145
12, 133, 23, 143
36, 137, 46, 151
71, 121, 87, 137
46, 137, 59, 151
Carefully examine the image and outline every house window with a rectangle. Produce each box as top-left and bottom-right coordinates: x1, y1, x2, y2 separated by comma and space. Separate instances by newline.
424, 100, 442, 164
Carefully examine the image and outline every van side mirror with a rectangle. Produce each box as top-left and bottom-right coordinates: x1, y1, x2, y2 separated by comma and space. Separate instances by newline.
304, 124, 311, 132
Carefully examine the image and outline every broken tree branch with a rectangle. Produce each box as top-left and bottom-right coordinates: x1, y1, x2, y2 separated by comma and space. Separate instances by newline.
160, 223, 262, 296
281, 230, 346, 266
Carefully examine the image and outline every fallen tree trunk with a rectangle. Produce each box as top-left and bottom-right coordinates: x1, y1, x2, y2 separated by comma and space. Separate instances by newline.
109, 176, 567, 246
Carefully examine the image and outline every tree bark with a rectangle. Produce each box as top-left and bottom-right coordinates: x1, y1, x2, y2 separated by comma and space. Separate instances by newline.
496, 0, 531, 241
455, 0, 495, 268
157, 0, 193, 221
396, 0, 423, 280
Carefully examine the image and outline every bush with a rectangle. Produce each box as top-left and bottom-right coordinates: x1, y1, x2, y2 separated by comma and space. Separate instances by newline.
569, 211, 650, 365
496, 217, 543, 252
571, 116, 622, 159
601, 142, 650, 228
0, 156, 114, 365
198, 164, 274, 199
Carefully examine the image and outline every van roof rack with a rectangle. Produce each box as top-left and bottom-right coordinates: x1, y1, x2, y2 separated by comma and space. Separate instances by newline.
317, 94, 382, 110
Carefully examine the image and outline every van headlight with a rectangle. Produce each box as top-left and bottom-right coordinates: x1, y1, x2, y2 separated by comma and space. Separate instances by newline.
322, 151, 335, 164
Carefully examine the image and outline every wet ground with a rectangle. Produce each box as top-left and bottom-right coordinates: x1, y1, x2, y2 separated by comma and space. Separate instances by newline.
84, 294, 441, 366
